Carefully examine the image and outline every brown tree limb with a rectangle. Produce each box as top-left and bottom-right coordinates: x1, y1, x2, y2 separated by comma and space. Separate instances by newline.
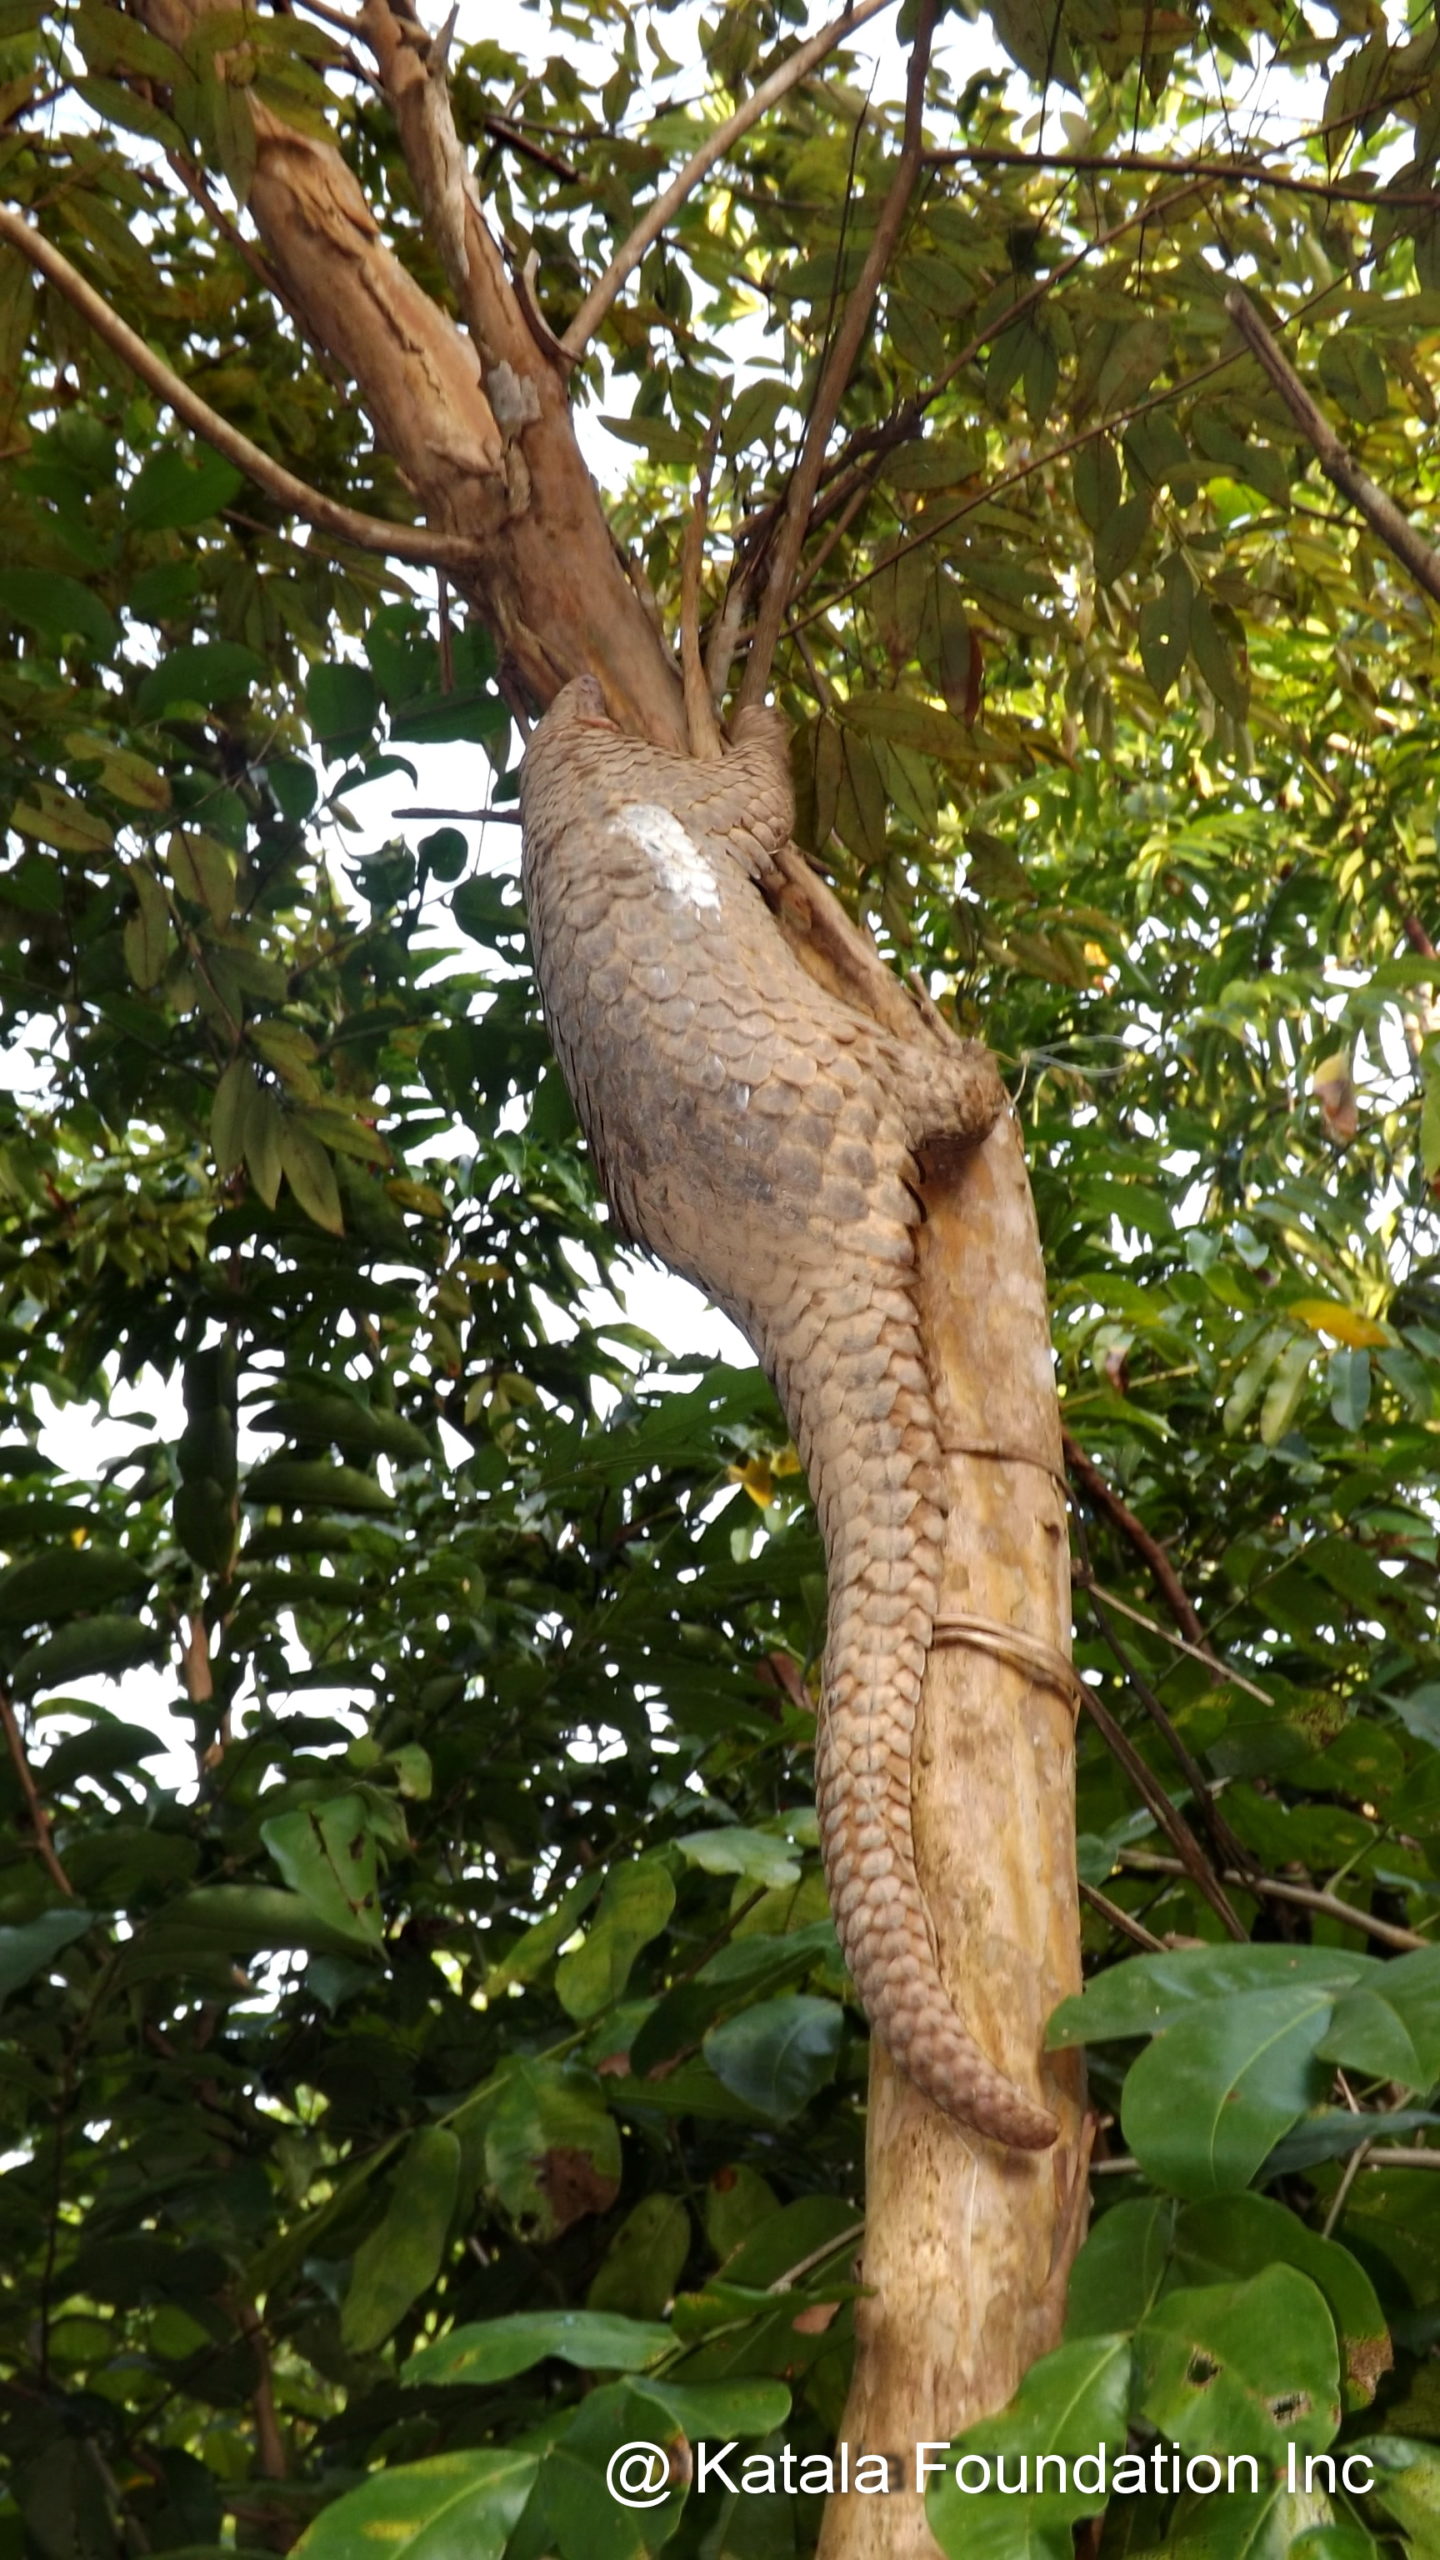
738, 0, 938, 709
1225, 286, 1440, 609
928, 140, 1440, 210
561, 0, 899, 358
1079, 1878, 1169, 1952
0, 205, 476, 567
1073, 1571, 1275, 1706
1064, 1431, 1217, 1656
1079, 1681, 1248, 1939
0, 1682, 74, 1897
1118, 1848, 1428, 1951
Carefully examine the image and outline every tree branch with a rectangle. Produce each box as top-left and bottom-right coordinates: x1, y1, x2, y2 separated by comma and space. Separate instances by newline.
0, 206, 473, 569
561, 0, 899, 358
738, 0, 937, 709
1065, 1431, 1217, 1656
928, 140, 1440, 211
1079, 1681, 1249, 1940
0, 1682, 74, 1897
1118, 1848, 1429, 1952
1225, 285, 1440, 609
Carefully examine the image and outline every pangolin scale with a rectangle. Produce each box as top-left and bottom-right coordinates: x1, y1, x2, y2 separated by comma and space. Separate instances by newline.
520, 676, 1056, 2151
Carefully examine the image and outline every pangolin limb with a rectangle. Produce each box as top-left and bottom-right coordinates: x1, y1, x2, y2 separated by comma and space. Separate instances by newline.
519, 675, 1057, 2151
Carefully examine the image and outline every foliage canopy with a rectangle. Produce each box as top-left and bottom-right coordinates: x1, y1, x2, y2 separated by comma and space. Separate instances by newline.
1, 0, 1440, 2551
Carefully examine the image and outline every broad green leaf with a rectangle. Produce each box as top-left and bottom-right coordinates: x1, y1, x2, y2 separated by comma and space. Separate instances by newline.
1134, 2266, 1340, 2460
1048, 1946, 1371, 2047
1120, 1987, 1334, 2196
0, 1909, 96, 2007
134, 641, 265, 716
124, 446, 244, 530
1319, 1943, 1440, 2092
11, 782, 114, 856
292, 2450, 536, 2560
927, 2335, 1132, 2558
483, 2061, 621, 2240
702, 1995, 842, 2121
281, 1119, 344, 1235
0, 568, 117, 654
12, 1613, 161, 1697
403, 2308, 673, 2387
555, 1856, 675, 2020
342, 2127, 461, 2352
260, 1796, 385, 1949
675, 1828, 801, 1888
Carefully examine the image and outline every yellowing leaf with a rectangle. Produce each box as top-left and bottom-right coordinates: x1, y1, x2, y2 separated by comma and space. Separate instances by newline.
1288, 1299, 1389, 1350
728, 1457, 773, 1508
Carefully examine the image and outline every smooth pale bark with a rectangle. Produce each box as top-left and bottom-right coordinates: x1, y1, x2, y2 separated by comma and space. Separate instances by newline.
817, 1116, 1086, 2560
124, 6, 1085, 2533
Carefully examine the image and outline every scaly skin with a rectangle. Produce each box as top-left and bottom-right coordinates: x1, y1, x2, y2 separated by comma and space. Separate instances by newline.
520, 676, 1057, 2150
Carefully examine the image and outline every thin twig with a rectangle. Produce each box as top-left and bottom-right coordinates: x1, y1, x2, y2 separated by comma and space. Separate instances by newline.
394, 803, 522, 822
1225, 286, 1440, 609
738, 0, 938, 708
1080, 1684, 1248, 1941
482, 115, 578, 184
1064, 1432, 1216, 1656
562, 0, 899, 357
1070, 1503, 1256, 1883
1117, 1849, 1429, 1952
1072, 1573, 1275, 1707
927, 140, 1440, 211
0, 1684, 74, 1897
1079, 1878, 1168, 1953
0, 207, 476, 570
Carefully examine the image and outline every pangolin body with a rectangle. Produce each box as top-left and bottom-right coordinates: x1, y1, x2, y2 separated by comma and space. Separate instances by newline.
520, 676, 1056, 2150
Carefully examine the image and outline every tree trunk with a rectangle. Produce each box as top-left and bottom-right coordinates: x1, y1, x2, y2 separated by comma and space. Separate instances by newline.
818, 1119, 1086, 2558
130, 0, 1087, 2525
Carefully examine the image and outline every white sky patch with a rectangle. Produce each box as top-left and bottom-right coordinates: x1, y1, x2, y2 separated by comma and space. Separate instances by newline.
615, 801, 721, 910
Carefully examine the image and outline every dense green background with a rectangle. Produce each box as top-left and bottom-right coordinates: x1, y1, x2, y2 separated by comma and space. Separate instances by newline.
2, 0, 1440, 2550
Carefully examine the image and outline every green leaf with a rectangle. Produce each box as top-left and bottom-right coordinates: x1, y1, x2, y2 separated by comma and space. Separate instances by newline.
0, 1908, 96, 2007
292, 2450, 536, 2560
260, 1796, 385, 1949
1048, 1946, 1371, 2047
1319, 1943, 1440, 2092
12, 1614, 162, 1697
675, 1828, 801, 1888
1134, 2265, 1341, 2459
1120, 1987, 1334, 2196
245, 1458, 394, 1512
281, 1119, 344, 1235
702, 1995, 842, 2121
482, 2060, 621, 2240
134, 641, 266, 716
1259, 1332, 1316, 1445
0, 567, 117, 654
555, 1856, 676, 2020
124, 446, 244, 530
10, 782, 114, 856
341, 2127, 461, 2352
927, 2335, 1132, 2558
403, 2308, 673, 2387
123, 862, 171, 988
1093, 491, 1151, 585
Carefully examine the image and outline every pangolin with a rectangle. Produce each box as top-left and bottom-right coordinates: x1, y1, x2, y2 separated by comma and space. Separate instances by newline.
519, 675, 1056, 2151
